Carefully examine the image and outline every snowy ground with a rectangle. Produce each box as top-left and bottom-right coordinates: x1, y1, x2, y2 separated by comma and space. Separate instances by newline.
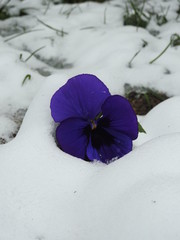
0, 0, 180, 239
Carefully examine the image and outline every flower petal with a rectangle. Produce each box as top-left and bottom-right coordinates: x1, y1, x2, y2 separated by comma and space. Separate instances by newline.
50, 74, 110, 122
86, 129, 132, 164
101, 95, 138, 140
56, 118, 89, 159
86, 136, 101, 162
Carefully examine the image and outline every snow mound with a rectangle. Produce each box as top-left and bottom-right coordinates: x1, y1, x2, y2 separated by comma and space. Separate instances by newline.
1, 78, 180, 240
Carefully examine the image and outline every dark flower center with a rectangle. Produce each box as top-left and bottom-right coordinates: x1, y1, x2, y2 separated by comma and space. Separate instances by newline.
91, 125, 113, 149
84, 116, 113, 150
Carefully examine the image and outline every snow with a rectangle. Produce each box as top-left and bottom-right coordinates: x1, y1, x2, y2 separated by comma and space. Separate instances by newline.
135, 97, 180, 146
0, 0, 180, 239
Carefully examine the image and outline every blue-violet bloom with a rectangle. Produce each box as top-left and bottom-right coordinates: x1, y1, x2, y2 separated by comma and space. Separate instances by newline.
50, 74, 138, 164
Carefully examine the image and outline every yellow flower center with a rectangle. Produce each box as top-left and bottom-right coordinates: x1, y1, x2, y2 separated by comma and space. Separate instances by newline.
91, 120, 97, 130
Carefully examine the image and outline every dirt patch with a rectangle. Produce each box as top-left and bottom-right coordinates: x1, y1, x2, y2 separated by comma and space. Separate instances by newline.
124, 84, 169, 115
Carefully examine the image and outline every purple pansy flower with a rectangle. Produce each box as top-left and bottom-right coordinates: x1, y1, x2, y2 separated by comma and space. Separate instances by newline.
50, 74, 138, 164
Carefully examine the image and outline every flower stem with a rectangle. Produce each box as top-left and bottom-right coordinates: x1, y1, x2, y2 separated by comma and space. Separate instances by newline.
95, 112, 103, 120
149, 34, 180, 64
149, 41, 171, 64
128, 49, 141, 67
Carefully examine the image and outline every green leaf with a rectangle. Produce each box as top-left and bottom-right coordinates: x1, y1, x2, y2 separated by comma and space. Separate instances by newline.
138, 122, 146, 133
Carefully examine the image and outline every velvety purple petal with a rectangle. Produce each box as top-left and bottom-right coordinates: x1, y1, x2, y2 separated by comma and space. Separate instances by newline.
56, 118, 89, 159
86, 136, 101, 161
101, 95, 138, 140
50, 74, 110, 123
86, 130, 132, 164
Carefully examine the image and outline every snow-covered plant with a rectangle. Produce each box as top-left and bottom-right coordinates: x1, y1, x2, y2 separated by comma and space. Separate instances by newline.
123, 0, 151, 28
0, 0, 11, 20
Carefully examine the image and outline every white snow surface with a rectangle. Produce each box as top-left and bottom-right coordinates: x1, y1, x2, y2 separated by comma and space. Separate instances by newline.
0, 0, 180, 239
